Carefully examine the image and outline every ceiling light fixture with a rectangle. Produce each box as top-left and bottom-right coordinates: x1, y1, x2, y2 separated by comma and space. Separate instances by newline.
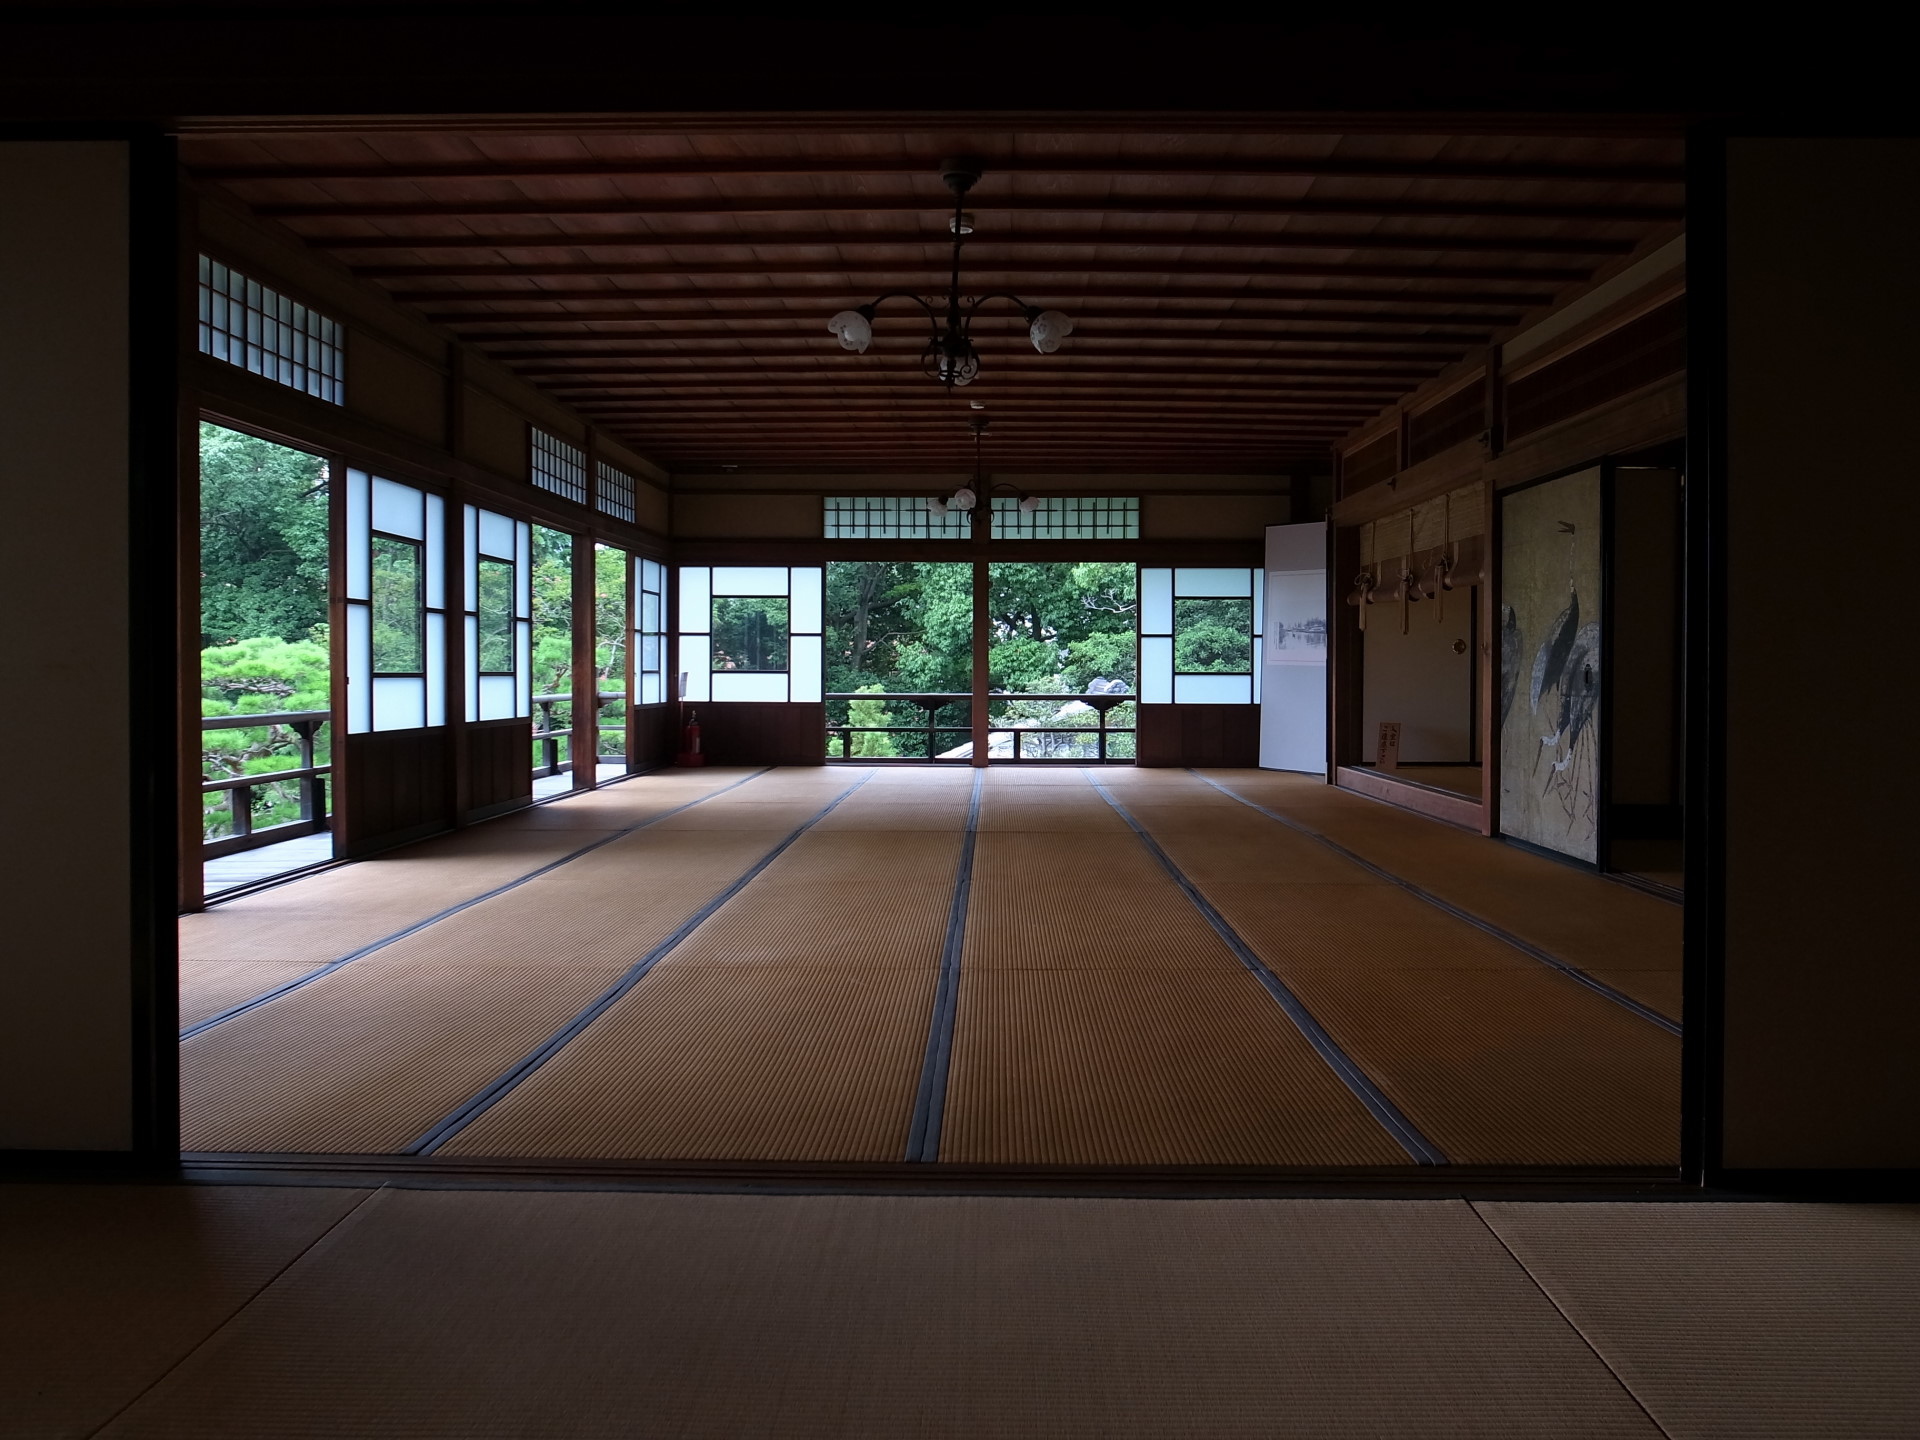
924, 417, 1041, 517
830, 159, 1072, 392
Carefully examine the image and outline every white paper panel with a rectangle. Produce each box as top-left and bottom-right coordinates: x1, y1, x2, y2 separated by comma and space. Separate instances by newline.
1175, 673, 1252, 705
424, 494, 446, 609
680, 566, 711, 633
1175, 566, 1253, 598
789, 634, 822, 702
1140, 567, 1172, 634
474, 508, 512, 560
425, 612, 446, 726
373, 675, 426, 731
514, 621, 531, 715
371, 475, 422, 540
515, 522, 531, 617
1141, 635, 1173, 704
345, 469, 370, 600
475, 673, 514, 721
712, 671, 791, 703
463, 505, 479, 610
463, 614, 479, 717
680, 641, 710, 703
788, 567, 823, 632
642, 558, 663, 592
712, 565, 789, 597
641, 672, 662, 704
346, 603, 372, 733
641, 591, 661, 633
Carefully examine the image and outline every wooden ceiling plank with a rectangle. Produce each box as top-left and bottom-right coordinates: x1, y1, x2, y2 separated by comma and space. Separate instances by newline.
354, 256, 1588, 282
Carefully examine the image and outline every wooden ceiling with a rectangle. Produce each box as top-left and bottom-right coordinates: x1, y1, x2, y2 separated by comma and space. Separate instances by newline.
180, 122, 1684, 475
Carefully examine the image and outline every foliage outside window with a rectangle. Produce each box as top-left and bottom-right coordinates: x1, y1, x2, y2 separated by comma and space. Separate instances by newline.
476, 556, 516, 674
1174, 597, 1254, 674
711, 597, 790, 672
198, 423, 333, 842
595, 545, 628, 758
371, 536, 424, 673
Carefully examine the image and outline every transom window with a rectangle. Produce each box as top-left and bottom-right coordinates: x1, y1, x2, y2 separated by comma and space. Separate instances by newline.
596, 460, 636, 523
992, 495, 1140, 540
197, 256, 343, 405
530, 428, 588, 506
824, 496, 972, 540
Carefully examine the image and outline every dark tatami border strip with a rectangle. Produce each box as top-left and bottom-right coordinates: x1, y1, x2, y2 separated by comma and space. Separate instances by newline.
1085, 772, 1448, 1167
1189, 770, 1684, 1036
179, 767, 775, 1041
408, 770, 878, 1156
905, 768, 983, 1163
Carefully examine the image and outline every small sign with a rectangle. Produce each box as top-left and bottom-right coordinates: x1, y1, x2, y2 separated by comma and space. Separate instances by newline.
1376, 721, 1402, 772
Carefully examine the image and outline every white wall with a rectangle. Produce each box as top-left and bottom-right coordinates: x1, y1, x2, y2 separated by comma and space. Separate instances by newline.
0, 142, 135, 1149
1360, 591, 1475, 763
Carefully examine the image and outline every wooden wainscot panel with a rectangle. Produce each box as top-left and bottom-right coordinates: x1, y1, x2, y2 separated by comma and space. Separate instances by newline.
685, 702, 827, 767
340, 727, 453, 855
462, 718, 532, 821
630, 703, 674, 772
1136, 704, 1261, 768
1336, 764, 1484, 830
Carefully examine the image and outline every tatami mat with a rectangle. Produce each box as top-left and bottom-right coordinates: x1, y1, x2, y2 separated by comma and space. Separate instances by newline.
0, 1183, 369, 1440
180, 826, 795, 1154
1109, 782, 1680, 1166
1209, 771, 1682, 998
92, 1190, 1662, 1439
440, 799, 959, 1161
1477, 1202, 1920, 1439
179, 768, 765, 1017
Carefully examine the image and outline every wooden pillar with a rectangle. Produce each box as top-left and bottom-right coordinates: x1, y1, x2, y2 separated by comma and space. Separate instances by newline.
970, 498, 991, 767
570, 527, 597, 791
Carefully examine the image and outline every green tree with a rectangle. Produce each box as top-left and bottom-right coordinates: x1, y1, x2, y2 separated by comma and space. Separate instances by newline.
1173, 598, 1253, 674
198, 423, 329, 647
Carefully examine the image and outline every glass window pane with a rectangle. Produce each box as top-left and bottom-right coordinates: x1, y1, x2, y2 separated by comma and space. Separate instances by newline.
710, 597, 790, 672
1174, 597, 1254, 675
1174, 673, 1253, 704
476, 557, 515, 673
1140, 566, 1173, 634
1174, 567, 1253, 598
371, 535, 423, 673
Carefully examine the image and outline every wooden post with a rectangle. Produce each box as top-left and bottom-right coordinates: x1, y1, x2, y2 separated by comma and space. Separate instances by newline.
571, 527, 597, 791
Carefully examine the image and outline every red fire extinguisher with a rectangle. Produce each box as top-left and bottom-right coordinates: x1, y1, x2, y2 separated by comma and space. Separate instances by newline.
677, 708, 706, 767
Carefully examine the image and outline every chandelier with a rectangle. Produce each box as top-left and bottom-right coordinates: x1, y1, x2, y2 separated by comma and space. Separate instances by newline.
828, 160, 1072, 391
927, 416, 1041, 518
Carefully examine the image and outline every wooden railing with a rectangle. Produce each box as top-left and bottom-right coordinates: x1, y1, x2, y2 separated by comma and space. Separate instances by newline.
533, 691, 626, 777
201, 710, 329, 859
825, 692, 1136, 763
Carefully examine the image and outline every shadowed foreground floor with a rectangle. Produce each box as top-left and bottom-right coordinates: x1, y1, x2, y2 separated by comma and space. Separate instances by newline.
3, 1182, 1915, 1439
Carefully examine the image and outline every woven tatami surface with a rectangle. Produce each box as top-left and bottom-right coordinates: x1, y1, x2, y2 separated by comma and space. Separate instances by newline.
180, 765, 1678, 1166
1101, 773, 1678, 1165
179, 769, 857, 1154
1197, 769, 1683, 1017
178, 768, 761, 1029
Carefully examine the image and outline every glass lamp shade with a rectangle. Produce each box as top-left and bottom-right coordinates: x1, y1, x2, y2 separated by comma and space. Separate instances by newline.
948, 487, 978, 512
827, 309, 873, 353
1019, 494, 1042, 513
926, 496, 950, 517
1028, 309, 1073, 354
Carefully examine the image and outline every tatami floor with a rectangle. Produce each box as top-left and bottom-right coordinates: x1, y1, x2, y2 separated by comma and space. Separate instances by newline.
6, 1181, 1917, 1438
178, 766, 1681, 1170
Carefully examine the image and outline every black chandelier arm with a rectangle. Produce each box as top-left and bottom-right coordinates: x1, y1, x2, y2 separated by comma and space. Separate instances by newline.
965, 292, 1044, 321
857, 292, 938, 317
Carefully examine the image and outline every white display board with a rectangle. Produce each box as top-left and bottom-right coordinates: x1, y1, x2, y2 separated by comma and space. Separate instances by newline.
1259, 522, 1329, 773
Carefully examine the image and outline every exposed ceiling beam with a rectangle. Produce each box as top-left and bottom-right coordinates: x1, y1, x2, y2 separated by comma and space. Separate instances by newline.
392, 285, 1544, 312
445, 319, 1495, 341
487, 345, 1457, 366
193, 156, 1687, 185
257, 194, 1684, 223
499, 354, 1443, 377
357, 256, 1587, 283
307, 227, 1636, 258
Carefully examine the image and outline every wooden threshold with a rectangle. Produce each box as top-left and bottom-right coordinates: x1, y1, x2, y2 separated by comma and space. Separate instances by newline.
1336, 765, 1485, 830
